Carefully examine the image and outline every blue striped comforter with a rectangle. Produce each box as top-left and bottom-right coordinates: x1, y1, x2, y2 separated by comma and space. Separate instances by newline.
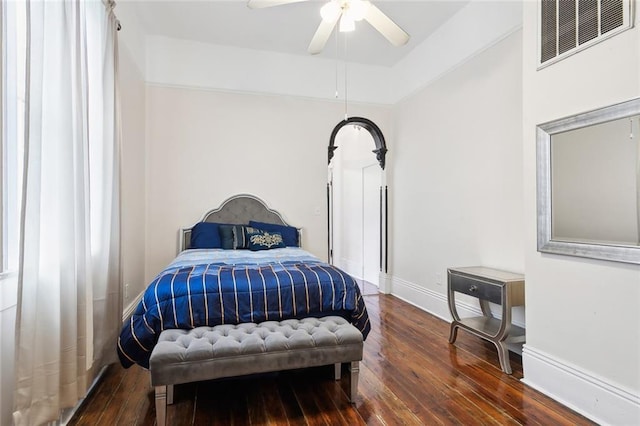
117, 248, 370, 368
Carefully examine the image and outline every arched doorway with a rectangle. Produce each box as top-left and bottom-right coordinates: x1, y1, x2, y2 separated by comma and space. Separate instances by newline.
327, 117, 389, 294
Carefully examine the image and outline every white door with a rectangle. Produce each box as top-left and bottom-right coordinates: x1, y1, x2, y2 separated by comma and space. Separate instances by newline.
362, 164, 380, 287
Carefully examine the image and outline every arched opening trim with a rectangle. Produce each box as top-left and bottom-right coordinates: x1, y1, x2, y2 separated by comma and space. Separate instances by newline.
328, 116, 387, 170
327, 116, 391, 293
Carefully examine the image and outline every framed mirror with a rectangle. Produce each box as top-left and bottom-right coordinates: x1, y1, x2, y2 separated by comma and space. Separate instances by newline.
537, 98, 640, 265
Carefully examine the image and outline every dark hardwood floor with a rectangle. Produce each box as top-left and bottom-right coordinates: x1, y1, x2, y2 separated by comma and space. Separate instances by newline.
70, 293, 595, 425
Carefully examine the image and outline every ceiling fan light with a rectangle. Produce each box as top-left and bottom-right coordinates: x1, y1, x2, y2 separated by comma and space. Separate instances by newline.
320, 1, 341, 22
339, 14, 355, 32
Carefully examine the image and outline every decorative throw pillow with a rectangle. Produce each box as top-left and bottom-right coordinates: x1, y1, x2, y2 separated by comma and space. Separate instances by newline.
247, 229, 285, 251
190, 222, 222, 249
232, 225, 251, 249
218, 224, 250, 249
249, 221, 299, 247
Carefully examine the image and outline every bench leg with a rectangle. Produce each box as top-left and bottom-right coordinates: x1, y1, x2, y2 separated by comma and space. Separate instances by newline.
334, 363, 341, 380
167, 384, 174, 405
349, 361, 359, 403
155, 386, 167, 426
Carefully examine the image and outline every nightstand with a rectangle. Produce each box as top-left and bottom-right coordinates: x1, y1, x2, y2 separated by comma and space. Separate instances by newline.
447, 266, 525, 374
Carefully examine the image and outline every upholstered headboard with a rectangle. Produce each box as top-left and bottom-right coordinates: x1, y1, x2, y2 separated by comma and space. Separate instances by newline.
179, 194, 300, 252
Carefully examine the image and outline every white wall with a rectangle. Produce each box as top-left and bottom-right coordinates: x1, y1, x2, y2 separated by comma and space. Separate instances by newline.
521, 2, 640, 424
117, 5, 148, 311
144, 86, 391, 282
119, 46, 147, 309
389, 30, 524, 322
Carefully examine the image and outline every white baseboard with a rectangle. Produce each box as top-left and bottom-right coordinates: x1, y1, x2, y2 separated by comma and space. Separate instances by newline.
390, 276, 526, 355
391, 276, 451, 321
122, 290, 144, 322
522, 345, 640, 426
378, 272, 392, 294
61, 365, 109, 425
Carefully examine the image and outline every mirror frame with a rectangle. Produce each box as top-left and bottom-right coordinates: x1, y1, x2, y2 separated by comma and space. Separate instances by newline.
536, 97, 640, 265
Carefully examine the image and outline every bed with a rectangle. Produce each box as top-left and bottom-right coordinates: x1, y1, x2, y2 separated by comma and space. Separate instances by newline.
117, 194, 371, 369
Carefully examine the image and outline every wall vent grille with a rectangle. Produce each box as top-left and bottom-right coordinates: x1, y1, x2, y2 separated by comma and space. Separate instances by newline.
538, 0, 633, 68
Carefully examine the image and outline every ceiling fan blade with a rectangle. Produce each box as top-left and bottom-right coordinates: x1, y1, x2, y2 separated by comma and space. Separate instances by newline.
364, 3, 409, 47
308, 17, 340, 55
247, 0, 308, 9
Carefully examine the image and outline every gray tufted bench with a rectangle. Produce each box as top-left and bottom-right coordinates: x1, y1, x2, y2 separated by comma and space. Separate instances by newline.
149, 316, 364, 425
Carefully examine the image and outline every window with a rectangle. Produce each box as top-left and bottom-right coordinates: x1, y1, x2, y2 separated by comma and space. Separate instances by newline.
1, 0, 26, 274
538, 0, 633, 68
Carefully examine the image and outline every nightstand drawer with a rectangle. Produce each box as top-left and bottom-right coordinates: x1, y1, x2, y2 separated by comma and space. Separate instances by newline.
449, 273, 502, 304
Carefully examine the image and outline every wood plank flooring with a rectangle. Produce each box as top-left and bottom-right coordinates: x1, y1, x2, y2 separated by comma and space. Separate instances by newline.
70, 293, 596, 425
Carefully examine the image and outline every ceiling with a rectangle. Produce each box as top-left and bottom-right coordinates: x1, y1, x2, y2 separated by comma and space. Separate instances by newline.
126, 0, 471, 67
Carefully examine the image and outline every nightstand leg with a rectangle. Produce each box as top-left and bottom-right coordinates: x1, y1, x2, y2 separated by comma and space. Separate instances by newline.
494, 342, 512, 374
479, 299, 493, 318
448, 323, 458, 344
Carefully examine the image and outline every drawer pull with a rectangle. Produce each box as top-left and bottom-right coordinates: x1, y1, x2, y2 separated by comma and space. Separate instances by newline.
469, 285, 478, 292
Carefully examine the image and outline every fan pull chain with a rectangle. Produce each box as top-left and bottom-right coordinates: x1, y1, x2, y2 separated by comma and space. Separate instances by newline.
344, 34, 348, 120
335, 28, 339, 99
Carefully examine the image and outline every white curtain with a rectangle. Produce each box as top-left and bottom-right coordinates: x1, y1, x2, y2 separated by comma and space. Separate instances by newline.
13, 1, 122, 424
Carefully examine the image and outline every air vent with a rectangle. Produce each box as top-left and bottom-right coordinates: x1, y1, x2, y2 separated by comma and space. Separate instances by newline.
538, 0, 633, 68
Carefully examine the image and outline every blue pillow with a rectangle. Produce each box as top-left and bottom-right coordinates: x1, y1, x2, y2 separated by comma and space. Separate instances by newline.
249, 221, 298, 247
246, 228, 285, 251
218, 225, 235, 249
190, 222, 222, 249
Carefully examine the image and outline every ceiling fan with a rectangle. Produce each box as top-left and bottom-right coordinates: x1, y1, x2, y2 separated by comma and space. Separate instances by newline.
247, 0, 410, 55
